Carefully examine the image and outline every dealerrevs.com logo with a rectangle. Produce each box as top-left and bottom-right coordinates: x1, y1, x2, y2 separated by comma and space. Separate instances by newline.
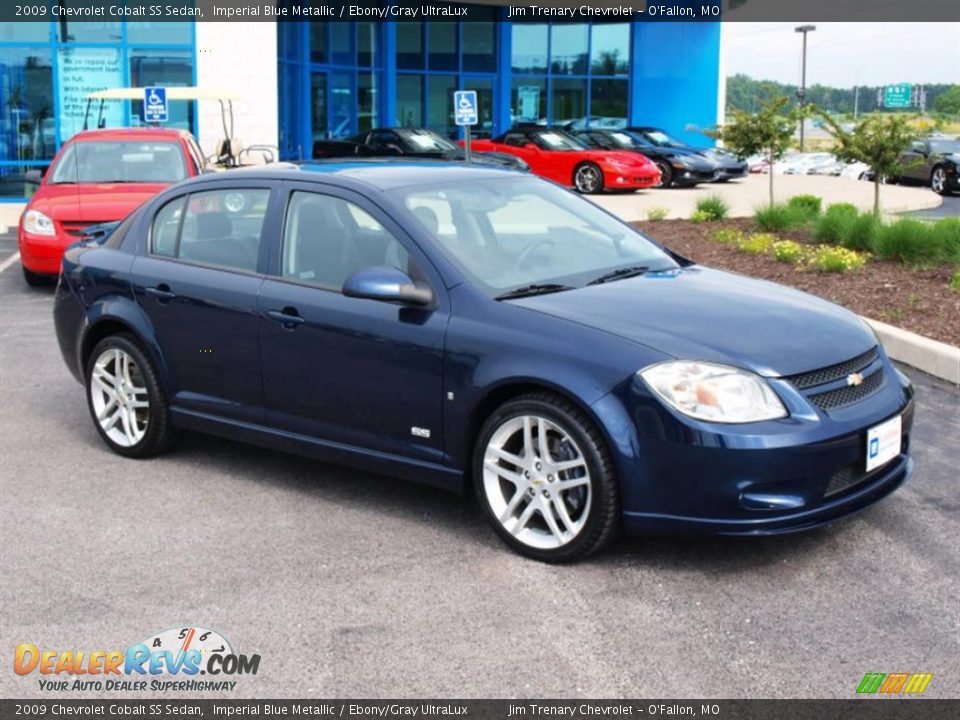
14, 627, 260, 692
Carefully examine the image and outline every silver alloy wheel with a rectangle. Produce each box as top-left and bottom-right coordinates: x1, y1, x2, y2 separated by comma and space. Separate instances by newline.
482, 415, 592, 550
574, 165, 601, 193
90, 348, 149, 448
931, 168, 946, 194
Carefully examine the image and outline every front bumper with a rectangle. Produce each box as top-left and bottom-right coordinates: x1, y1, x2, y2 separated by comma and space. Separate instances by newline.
603, 168, 659, 189
715, 164, 748, 180
19, 229, 71, 274
673, 167, 720, 185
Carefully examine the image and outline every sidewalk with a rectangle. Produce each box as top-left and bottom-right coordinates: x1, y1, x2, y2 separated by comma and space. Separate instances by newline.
590, 174, 943, 222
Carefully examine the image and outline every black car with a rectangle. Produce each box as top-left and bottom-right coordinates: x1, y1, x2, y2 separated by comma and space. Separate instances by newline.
313, 127, 529, 173
571, 128, 720, 188
895, 137, 960, 196
627, 126, 749, 182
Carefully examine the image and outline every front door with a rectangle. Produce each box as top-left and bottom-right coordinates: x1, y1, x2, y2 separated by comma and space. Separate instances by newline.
258, 185, 448, 464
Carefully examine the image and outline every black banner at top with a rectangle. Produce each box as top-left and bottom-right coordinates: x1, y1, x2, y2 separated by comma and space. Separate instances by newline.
0, 0, 958, 24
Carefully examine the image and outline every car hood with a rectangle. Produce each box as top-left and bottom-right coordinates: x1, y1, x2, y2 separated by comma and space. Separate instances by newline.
31, 182, 169, 224
593, 150, 654, 167
510, 266, 876, 377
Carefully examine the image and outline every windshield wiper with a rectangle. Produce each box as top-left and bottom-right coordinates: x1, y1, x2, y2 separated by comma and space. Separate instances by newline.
495, 283, 574, 300
586, 265, 651, 285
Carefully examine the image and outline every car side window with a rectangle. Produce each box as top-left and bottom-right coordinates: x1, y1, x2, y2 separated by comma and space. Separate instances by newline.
281, 191, 411, 291
151, 189, 269, 273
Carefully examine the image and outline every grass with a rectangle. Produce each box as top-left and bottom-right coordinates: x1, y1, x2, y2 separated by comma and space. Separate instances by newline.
694, 195, 730, 221
754, 203, 807, 232
843, 212, 883, 252
646, 206, 669, 222
813, 203, 859, 244
950, 270, 960, 293
934, 217, 960, 264
712, 228, 743, 244
872, 219, 943, 264
787, 194, 822, 221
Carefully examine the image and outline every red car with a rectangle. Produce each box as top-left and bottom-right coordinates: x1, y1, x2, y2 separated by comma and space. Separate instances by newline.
19, 127, 206, 285
467, 127, 660, 194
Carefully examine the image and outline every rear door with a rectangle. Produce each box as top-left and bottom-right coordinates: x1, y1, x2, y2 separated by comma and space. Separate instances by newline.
257, 183, 448, 464
130, 183, 277, 423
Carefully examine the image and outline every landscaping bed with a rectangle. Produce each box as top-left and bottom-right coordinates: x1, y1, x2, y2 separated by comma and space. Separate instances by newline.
633, 217, 960, 347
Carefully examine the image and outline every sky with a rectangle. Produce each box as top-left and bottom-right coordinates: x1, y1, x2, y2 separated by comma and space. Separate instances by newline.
725, 22, 960, 87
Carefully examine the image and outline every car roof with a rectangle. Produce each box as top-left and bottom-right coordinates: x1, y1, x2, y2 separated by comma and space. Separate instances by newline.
69, 127, 191, 142
173, 160, 521, 192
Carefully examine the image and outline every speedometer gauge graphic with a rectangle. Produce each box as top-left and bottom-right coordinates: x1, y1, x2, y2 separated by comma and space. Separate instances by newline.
140, 626, 234, 662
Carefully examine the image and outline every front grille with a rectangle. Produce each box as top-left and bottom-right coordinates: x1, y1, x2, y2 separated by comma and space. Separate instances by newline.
808, 367, 885, 410
786, 347, 879, 390
825, 433, 906, 498
59, 221, 91, 237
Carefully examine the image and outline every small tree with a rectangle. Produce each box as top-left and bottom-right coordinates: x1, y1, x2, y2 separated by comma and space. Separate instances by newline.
706, 97, 798, 205
817, 112, 919, 214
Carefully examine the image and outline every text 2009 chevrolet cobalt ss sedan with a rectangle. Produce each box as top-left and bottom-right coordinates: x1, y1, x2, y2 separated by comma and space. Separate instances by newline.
54, 162, 914, 562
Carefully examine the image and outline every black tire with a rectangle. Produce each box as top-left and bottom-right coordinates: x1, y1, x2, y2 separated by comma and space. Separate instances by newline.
21, 265, 49, 287
473, 392, 620, 563
655, 161, 673, 188
573, 162, 604, 194
85, 333, 175, 458
931, 166, 951, 196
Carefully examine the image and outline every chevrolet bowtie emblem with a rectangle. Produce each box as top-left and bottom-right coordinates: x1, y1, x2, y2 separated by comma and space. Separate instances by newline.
847, 372, 864, 387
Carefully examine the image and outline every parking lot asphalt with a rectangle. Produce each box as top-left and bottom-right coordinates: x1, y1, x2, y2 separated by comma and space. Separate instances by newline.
904, 193, 960, 221
0, 239, 957, 700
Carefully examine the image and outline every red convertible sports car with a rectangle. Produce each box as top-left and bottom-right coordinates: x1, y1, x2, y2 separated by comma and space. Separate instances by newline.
467, 127, 660, 194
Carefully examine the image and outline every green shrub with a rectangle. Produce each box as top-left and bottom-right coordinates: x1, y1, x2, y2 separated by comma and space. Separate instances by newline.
787, 194, 822, 220
738, 233, 776, 255
771, 240, 807, 263
690, 209, 713, 223
646, 206, 669, 222
843, 212, 883, 252
695, 195, 730, 221
807, 246, 868, 273
873, 219, 942, 264
933, 217, 960, 263
712, 228, 743, 244
754, 203, 806, 232
813, 203, 859, 244
950, 270, 960, 292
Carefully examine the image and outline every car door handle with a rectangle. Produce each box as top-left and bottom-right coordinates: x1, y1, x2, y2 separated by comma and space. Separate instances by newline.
266, 308, 305, 329
146, 284, 177, 303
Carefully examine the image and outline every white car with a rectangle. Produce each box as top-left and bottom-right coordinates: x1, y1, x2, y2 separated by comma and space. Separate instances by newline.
840, 161, 871, 181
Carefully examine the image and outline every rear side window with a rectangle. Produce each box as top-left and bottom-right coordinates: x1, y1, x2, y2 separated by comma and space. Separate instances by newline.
150, 189, 270, 273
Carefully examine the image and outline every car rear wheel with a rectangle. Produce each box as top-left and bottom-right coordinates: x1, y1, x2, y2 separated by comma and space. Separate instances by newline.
573, 163, 604, 194
931, 167, 950, 195
474, 393, 619, 562
86, 334, 175, 458
655, 161, 673, 188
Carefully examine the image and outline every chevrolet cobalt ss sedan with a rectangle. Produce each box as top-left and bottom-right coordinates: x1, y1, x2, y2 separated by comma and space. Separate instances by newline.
54, 162, 914, 562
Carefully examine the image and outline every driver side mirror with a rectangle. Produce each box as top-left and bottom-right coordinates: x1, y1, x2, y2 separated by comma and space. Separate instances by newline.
343, 266, 434, 307
910, 143, 928, 155
383, 143, 404, 156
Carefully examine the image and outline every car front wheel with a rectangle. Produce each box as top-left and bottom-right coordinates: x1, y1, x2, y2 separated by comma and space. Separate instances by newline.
655, 161, 673, 188
21, 266, 48, 287
573, 163, 604, 194
931, 167, 950, 195
474, 393, 620, 562
86, 334, 175, 458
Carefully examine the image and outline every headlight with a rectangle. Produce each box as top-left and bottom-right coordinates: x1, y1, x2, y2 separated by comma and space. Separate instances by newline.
23, 209, 55, 236
639, 361, 788, 423
669, 156, 690, 168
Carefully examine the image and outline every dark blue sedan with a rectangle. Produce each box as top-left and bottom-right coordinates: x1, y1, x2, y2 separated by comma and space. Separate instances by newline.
53, 162, 915, 562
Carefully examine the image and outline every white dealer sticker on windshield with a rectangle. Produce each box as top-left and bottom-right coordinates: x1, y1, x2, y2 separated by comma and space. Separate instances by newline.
866, 414, 901, 472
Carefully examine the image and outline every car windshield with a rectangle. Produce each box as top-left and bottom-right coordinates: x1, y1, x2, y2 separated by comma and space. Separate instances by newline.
607, 132, 643, 149
534, 131, 586, 151
642, 130, 684, 147
50, 141, 187, 184
392, 176, 677, 294
398, 130, 459, 152
929, 139, 960, 154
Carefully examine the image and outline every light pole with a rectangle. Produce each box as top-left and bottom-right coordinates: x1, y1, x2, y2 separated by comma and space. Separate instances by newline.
795, 24, 816, 152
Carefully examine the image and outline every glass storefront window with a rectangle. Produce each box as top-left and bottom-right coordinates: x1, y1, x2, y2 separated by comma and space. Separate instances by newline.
590, 24, 629, 75
0, 164, 49, 199
331, 24, 353, 66
427, 75, 456, 137
126, 22, 192, 45
463, 78, 493, 136
330, 72, 353, 137
311, 72, 327, 142
278, 23, 303, 61
57, 0, 121, 43
310, 23, 327, 64
58, 47, 124, 142
551, 78, 587, 127
511, 78, 546, 125
358, 72, 378, 132
590, 79, 628, 124
428, 23, 457, 71
357, 23, 378, 67
462, 18, 494, 72
129, 49, 193, 132
0, 23, 48, 43
397, 23, 424, 69
511, 24, 547, 74
550, 25, 588, 75
0, 46, 54, 161
397, 75, 423, 128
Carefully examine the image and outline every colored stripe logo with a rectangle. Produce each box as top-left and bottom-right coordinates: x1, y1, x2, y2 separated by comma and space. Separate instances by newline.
857, 672, 933, 694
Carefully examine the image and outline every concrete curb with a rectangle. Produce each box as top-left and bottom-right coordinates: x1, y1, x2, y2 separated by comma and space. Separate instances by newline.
864, 317, 960, 385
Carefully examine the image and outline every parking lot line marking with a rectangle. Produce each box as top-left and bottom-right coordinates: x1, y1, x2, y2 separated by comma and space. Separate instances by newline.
0, 252, 21, 274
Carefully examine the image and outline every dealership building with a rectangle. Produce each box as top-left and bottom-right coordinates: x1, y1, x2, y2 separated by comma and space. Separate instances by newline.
0, 4, 723, 204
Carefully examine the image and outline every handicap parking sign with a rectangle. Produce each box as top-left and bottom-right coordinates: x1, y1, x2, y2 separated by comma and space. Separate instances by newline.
454, 90, 478, 127
144, 86, 168, 123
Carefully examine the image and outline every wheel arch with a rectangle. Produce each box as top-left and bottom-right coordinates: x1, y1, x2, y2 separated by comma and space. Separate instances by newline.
572, 160, 603, 192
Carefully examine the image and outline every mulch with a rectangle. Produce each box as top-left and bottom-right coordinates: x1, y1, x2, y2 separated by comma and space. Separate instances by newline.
631, 218, 960, 347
